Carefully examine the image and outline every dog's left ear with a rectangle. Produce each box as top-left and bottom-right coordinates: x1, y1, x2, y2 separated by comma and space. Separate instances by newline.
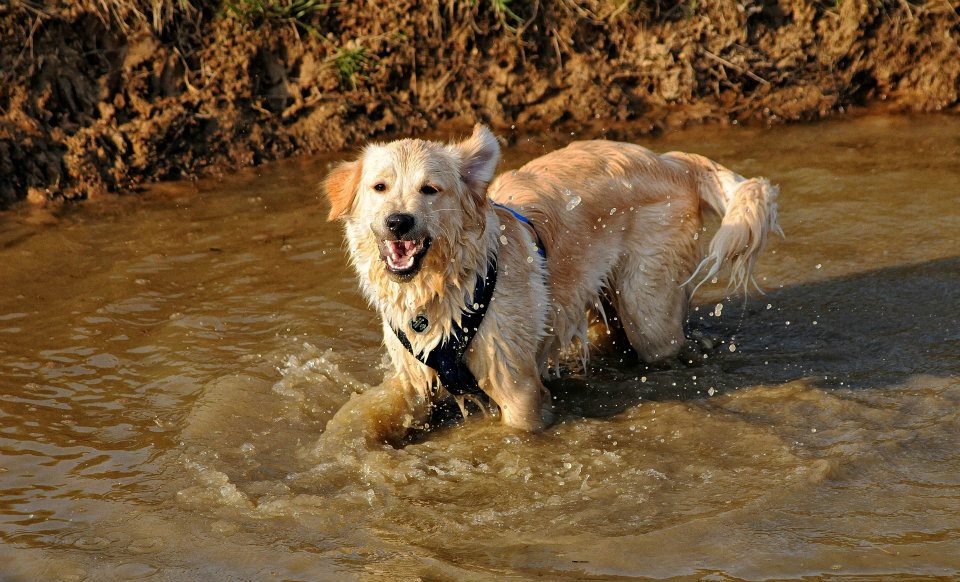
324, 160, 362, 221
456, 124, 501, 196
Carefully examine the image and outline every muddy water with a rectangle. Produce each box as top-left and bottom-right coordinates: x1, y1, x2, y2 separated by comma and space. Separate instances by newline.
1, 115, 959, 581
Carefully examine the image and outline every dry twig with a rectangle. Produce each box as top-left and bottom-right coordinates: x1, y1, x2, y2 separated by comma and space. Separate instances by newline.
703, 49, 770, 86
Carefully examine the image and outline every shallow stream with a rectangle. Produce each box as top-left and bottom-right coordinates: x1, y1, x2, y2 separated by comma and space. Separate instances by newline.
1, 115, 959, 581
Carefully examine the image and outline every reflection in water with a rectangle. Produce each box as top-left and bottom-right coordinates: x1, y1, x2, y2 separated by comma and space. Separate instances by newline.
1, 115, 959, 580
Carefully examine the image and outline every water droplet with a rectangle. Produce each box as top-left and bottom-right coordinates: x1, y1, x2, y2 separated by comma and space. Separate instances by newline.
707, 387, 716, 396
562, 190, 582, 210
609, 208, 617, 215
728, 343, 737, 352
815, 263, 822, 269
499, 235, 508, 245
714, 303, 723, 317
527, 256, 534, 263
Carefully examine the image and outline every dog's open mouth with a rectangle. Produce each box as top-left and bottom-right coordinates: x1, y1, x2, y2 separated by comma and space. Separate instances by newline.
380, 237, 431, 279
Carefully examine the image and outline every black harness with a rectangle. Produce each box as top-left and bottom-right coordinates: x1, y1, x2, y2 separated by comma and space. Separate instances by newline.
392, 256, 498, 396
391, 204, 545, 397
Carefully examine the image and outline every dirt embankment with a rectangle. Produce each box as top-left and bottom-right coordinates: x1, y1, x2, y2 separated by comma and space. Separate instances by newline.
1, 0, 958, 208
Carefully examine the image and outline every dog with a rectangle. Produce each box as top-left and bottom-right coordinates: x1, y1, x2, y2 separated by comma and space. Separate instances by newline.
323, 125, 780, 438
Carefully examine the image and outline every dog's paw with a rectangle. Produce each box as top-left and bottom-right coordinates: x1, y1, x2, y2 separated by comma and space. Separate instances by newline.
688, 329, 722, 351
679, 329, 724, 366
540, 401, 556, 429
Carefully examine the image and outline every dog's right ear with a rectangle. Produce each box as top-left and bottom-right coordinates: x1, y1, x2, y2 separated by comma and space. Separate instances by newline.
324, 160, 362, 221
456, 124, 501, 196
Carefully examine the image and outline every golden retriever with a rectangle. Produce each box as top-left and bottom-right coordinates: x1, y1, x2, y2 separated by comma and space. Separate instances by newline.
323, 125, 779, 439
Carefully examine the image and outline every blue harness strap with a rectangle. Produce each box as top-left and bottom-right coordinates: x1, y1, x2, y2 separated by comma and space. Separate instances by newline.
392, 255, 498, 396
492, 202, 547, 258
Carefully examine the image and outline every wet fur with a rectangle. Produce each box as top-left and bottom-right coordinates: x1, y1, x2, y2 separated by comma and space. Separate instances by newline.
325, 125, 780, 436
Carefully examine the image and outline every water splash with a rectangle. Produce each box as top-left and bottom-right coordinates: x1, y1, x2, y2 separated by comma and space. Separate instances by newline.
274, 343, 369, 399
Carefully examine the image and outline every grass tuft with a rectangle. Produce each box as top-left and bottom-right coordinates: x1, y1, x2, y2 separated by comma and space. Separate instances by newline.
224, 0, 333, 26
16, 0, 200, 32
330, 45, 369, 89
489, 0, 525, 32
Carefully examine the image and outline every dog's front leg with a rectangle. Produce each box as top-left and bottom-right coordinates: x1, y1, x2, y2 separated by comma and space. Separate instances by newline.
494, 370, 551, 433
316, 377, 427, 449
473, 348, 551, 432
377, 325, 437, 430
316, 331, 434, 449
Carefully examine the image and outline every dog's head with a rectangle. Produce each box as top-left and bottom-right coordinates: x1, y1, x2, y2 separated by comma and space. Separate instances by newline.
325, 124, 500, 282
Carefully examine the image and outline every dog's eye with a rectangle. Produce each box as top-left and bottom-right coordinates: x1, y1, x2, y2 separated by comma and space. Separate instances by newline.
373, 182, 387, 192
420, 184, 440, 195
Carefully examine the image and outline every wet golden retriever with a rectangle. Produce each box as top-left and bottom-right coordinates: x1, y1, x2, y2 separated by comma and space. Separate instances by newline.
323, 125, 779, 439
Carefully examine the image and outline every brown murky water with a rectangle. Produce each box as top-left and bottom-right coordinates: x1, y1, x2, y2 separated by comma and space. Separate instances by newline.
1, 115, 959, 581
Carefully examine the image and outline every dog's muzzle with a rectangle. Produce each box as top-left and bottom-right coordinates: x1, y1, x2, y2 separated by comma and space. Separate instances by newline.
376, 213, 431, 280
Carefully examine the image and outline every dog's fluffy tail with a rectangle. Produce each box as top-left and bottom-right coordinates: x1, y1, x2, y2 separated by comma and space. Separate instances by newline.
669, 152, 783, 296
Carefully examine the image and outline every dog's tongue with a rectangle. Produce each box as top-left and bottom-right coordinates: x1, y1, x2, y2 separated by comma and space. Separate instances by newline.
386, 240, 417, 269
387, 240, 417, 259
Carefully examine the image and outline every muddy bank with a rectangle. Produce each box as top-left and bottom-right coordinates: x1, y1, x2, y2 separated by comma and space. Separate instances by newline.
1, 0, 958, 208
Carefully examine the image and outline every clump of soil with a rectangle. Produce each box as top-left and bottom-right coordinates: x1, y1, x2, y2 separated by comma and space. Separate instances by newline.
1, 0, 958, 208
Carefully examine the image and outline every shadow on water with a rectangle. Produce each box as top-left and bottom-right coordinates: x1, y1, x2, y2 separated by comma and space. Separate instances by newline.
549, 255, 960, 420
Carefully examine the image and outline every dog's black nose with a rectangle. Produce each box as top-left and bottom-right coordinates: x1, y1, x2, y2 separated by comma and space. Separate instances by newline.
385, 213, 415, 237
